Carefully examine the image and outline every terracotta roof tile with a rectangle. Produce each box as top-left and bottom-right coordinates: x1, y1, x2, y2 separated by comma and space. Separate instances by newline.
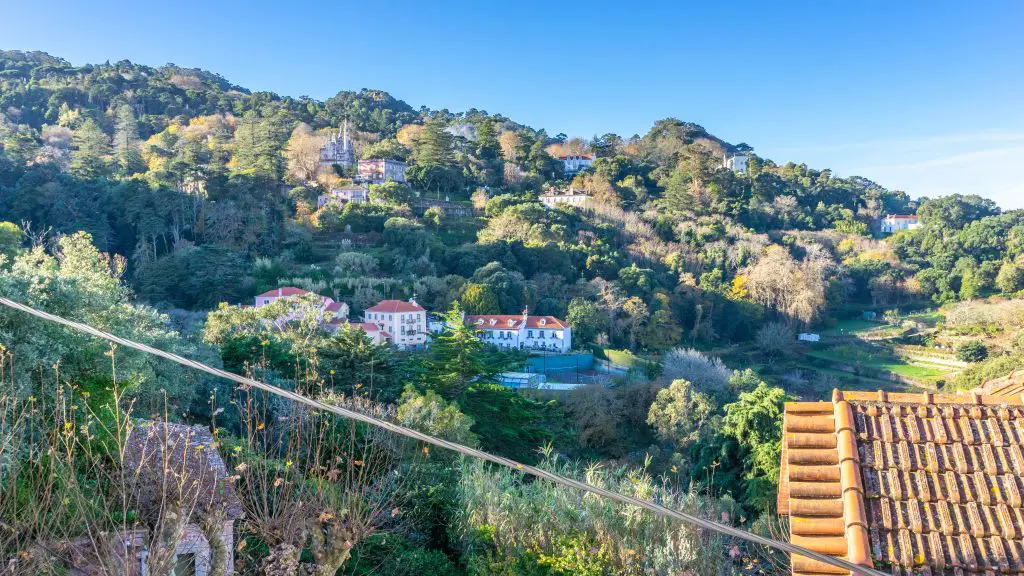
780, 389, 1024, 575
365, 299, 425, 313
256, 286, 309, 298
976, 371, 1024, 399
465, 314, 569, 330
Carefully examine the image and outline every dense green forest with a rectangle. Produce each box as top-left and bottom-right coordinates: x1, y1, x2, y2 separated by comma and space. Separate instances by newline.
2, 50, 1023, 575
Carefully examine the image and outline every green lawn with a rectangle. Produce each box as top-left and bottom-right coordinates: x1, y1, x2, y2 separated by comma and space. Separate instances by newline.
821, 319, 883, 336
805, 344, 952, 386
905, 311, 944, 327
599, 348, 651, 369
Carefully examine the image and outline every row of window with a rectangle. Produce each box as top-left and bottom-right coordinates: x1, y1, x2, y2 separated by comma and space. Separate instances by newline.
481, 330, 563, 340
492, 341, 566, 350
368, 312, 424, 322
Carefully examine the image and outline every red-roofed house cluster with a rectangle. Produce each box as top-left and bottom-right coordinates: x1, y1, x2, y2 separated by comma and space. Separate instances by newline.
254, 288, 572, 352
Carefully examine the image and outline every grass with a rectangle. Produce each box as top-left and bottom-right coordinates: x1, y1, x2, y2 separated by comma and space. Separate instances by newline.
821, 319, 883, 336
904, 311, 944, 326
436, 217, 485, 245
804, 343, 952, 386
597, 348, 650, 369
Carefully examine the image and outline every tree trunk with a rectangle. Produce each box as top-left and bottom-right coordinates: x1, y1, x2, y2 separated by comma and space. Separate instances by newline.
261, 543, 300, 576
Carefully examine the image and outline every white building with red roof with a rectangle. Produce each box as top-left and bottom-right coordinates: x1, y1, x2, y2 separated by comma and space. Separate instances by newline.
465, 310, 572, 352
363, 299, 427, 350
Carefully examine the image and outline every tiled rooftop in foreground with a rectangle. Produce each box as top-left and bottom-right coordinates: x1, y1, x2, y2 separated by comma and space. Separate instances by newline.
779, 389, 1024, 576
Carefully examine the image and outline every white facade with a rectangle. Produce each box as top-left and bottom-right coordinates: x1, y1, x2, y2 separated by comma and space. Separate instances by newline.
540, 189, 591, 209
465, 313, 572, 352
363, 299, 428, 350
723, 154, 749, 174
879, 214, 920, 233
560, 154, 594, 175
357, 158, 407, 184
317, 185, 370, 208
319, 120, 355, 169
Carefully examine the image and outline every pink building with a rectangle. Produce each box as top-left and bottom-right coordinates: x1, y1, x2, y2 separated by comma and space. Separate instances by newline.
357, 158, 407, 184
253, 287, 349, 320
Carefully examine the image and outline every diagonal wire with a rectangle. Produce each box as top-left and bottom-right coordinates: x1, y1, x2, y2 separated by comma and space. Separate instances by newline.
0, 296, 886, 576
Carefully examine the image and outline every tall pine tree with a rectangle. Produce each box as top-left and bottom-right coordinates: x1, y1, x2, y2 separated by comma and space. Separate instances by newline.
70, 118, 112, 179
114, 103, 144, 176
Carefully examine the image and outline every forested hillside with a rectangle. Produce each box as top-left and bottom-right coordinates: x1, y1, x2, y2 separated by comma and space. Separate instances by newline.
3, 49, 1024, 575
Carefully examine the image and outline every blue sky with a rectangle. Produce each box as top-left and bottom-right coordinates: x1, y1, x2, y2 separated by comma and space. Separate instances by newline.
4, 0, 1023, 208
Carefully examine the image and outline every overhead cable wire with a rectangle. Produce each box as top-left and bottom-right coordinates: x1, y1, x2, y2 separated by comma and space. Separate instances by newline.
0, 296, 887, 576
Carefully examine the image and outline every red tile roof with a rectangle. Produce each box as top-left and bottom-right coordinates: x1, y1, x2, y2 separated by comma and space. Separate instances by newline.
466, 315, 568, 330
325, 301, 346, 313
976, 371, 1024, 399
779, 389, 1024, 575
256, 287, 309, 298
351, 322, 382, 332
525, 316, 567, 329
365, 299, 425, 313
467, 314, 523, 329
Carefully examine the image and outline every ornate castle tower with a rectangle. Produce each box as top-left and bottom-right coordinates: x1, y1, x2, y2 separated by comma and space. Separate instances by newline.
319, 120, 355, 169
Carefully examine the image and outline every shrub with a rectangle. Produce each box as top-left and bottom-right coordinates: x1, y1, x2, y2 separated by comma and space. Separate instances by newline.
755, 322, 793, 357
956, 341, 989, 363
661, 348, 733, 393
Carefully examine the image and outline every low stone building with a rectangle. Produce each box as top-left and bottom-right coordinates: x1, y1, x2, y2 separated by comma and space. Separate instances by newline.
65, 421, 244, 576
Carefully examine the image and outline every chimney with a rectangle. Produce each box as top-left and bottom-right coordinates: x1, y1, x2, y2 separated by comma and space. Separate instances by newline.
277, 288, 283, 297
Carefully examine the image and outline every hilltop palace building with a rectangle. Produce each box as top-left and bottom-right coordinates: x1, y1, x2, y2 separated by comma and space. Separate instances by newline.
319, 120, 355, 170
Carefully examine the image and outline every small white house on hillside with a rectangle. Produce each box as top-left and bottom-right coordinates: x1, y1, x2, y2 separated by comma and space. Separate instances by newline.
540, 188, 591, 209
723, 154, 749, 174
560, 154, 594, 175
879, 214, 920, 233
318, 185, 369, 208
